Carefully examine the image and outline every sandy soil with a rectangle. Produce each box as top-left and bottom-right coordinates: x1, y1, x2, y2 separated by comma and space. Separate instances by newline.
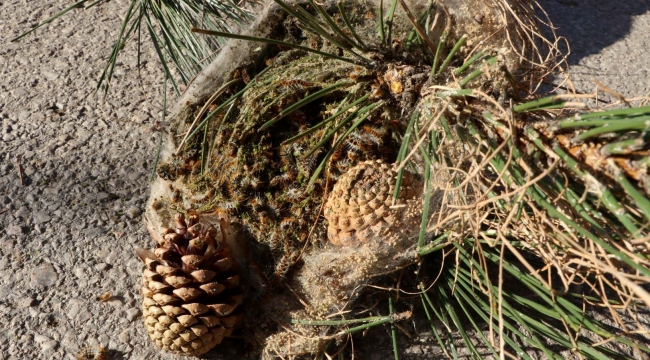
0, 0, 648, 359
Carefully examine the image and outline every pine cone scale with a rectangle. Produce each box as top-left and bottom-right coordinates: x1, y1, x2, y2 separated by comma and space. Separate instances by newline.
324, 160, 423, 246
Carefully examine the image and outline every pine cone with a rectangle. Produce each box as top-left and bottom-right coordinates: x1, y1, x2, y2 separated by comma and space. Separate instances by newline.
137, 213, 245, 356
324, 160, 423, 246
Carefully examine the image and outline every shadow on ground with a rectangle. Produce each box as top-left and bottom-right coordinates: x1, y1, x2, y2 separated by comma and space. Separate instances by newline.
537, 0, 650, 64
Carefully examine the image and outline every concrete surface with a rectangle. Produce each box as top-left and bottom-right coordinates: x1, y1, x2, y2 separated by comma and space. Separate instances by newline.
0, 0, 648, 359
539, 0, 650, 98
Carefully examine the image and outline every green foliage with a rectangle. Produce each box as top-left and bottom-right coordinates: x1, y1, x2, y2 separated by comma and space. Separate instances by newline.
13, 0, 253, 95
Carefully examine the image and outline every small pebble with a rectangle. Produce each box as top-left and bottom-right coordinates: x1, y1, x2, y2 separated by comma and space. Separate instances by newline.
41, 70, 59, 81
43, 187, 59, 195
118, 331, 130, 344
34, 334, 50, 344
15, 207, 30, 219
73, 267, 85, 278
30, 263, 58, 287
107, 298, 123, 307
16, 296, 36, 308
95, 192, 117, 202
40, 340, 59, 355
0, 286, 10, 300
6, 224, 25, 235
126, 205, 141, 219
105, 251, 118, 263
95, 263, 110, 272
125, 308, 141, 322
32, 211, 51, 224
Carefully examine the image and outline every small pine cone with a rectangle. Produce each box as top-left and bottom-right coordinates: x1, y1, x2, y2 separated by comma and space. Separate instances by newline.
137, 213, 245, 356
324, 160, 423, 246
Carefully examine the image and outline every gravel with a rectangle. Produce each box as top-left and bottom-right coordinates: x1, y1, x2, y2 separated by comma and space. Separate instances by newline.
0, 0, 648, 359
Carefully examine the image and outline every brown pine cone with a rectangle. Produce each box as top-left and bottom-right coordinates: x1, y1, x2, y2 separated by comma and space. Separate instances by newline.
324, 160, 423, 246
137, 213, 244, 356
